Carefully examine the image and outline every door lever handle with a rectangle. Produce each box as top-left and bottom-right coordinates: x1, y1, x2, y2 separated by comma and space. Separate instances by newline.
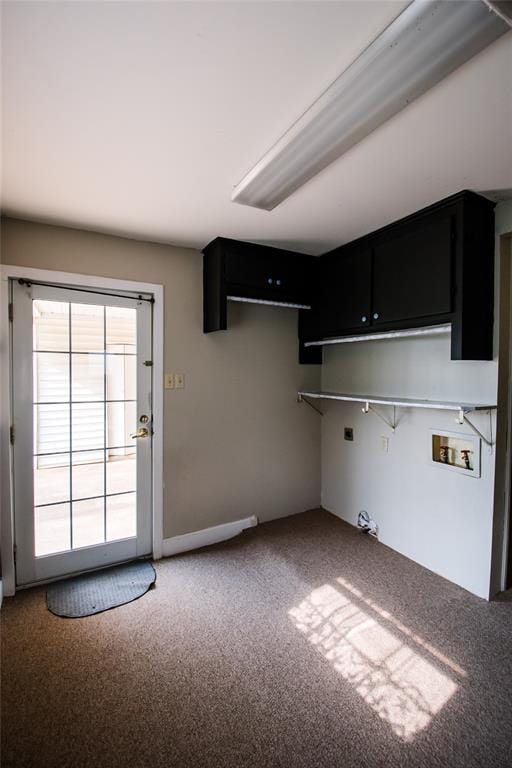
130, 427, 149, 439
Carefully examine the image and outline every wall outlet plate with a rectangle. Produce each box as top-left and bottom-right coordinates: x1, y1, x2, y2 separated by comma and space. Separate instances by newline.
175, 373, 185, 389
344, 427, 354, 441
164, 374, 174, 390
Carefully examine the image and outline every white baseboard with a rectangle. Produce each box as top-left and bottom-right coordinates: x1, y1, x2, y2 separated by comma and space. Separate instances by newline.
162, 515, 258, 558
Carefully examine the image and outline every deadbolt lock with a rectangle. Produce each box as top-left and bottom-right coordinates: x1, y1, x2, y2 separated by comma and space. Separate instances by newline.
139, 414, 149, 424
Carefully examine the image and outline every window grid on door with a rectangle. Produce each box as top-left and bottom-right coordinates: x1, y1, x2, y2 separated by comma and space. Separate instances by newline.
32, 301, 137, 556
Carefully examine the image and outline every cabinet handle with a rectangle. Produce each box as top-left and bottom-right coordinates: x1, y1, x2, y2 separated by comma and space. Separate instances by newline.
361, 315, 367, 323
267, 278, 273, 285
373, 312, 380, 320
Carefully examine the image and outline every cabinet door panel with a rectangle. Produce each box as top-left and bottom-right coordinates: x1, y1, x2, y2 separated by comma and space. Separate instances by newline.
372, 216, 453, 325
225, 246, 309, 302
321, 248, 372, 335
225, 248, 275, 289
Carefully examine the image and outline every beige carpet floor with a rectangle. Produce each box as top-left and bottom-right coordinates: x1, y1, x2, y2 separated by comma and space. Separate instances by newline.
1, 509, 512, 768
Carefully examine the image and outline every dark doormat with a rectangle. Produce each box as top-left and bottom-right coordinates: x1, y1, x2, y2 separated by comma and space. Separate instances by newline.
47, 560, 156, 618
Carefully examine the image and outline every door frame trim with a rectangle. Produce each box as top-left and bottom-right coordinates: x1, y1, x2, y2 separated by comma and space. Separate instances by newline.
491, 232, 512, 594
0, 265, 164, 596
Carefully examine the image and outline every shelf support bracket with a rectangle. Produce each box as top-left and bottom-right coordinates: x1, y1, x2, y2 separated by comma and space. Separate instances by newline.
362, 402, 397, 432
297, 394, 323, 416
458, 410, 494, 448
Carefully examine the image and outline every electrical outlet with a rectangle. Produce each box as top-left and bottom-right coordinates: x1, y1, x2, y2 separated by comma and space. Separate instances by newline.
381, 436, 389, 453
164, 374, 174, 390
344, 427, 354, 441
175, 373, 185, 389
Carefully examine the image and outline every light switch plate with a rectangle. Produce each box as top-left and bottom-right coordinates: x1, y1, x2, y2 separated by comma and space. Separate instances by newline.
175, 373, 185, 389
164, 374, 174, 390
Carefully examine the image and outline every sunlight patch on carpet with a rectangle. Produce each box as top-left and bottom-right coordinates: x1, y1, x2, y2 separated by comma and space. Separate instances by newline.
289, 581, 460, 742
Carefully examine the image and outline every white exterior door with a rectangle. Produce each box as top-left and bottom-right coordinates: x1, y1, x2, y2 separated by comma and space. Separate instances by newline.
11, 280, 153, 585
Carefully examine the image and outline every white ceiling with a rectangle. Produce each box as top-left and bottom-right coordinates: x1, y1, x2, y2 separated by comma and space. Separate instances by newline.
1, 0, 511, 255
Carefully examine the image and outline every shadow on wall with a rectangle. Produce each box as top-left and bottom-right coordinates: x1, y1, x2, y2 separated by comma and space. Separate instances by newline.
289, 576, 465, 742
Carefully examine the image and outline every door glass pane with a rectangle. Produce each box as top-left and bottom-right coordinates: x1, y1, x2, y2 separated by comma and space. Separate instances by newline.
107, 401, 136, 447
72, 452, 105, 500
106, 493, 136, 542
71, 403, 104, 452
72, 498, 105, 548
34, 404, 70, 456
71, 304, 104, 352
72, 353, 104, 401
106, 306, 136, 352
33, 300, 69, 351
106, 355, 136, 401
106, 448, 136, 495
33, 353, 69, 403
30, 296, 142, 564
35, 503, 71, 556
34, 454, 70, 506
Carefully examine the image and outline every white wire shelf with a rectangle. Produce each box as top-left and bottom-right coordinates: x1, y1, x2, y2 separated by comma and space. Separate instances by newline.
297, 390, 497, 445
304, 323, 451, 347
297, 390, 496, 414
227, 295, 311, 310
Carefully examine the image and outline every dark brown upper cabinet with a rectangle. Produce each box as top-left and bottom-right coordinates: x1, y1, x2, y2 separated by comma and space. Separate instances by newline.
371, 214, 453, 326
203, 237, 316, 333
317, 191, 495, 360
202, 237, 321, 361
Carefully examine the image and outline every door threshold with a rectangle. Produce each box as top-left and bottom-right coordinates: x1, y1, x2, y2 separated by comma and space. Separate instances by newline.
16, 554, 153, 590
